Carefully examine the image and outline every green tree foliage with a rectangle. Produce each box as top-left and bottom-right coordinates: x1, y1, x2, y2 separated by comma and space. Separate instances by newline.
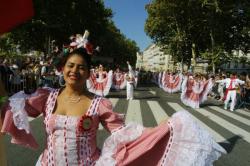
1, 0, 138, 65
0, 33, 19, 56
145, 0, 250, 72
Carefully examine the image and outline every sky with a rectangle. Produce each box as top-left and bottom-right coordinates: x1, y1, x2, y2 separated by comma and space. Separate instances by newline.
104, 0, 152, 52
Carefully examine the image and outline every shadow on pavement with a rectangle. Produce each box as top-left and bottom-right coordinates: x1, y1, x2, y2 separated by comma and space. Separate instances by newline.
219, 135, 242, 153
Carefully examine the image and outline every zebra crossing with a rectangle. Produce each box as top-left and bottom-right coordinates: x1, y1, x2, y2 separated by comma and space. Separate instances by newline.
237, 109, 250, 117
106, 98, 250, 145
168, 102, 229, 143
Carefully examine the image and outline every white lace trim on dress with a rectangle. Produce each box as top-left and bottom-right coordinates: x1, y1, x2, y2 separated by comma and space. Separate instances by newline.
9, 91, 37, 133
9, 88, 53, 134
95, 122, 144, 166
161, 111, 227, 166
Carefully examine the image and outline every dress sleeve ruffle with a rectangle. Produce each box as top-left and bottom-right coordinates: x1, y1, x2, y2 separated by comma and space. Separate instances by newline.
199, 78, 214, 103
0, 88, 51, 149
98, 98, 125, 133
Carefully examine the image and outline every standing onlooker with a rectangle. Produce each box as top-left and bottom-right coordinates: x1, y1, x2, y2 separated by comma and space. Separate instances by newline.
0, 59, 13, 93
9, 64, 21, 94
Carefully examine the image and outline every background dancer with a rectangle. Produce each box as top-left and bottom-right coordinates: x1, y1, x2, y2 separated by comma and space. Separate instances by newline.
216, 73, 245, 111
112, 67, 126, 91
126, 61, 135, 100
181, 73, 213, 109
87, 64, 113, 96
162, 71, 183, 93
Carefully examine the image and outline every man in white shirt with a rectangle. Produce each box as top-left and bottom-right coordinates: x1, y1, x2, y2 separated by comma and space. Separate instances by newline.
216, 73, 245, 111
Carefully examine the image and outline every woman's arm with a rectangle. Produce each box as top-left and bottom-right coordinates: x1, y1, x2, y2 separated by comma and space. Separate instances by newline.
98, 98, 125, 133
0, 88, 50, 149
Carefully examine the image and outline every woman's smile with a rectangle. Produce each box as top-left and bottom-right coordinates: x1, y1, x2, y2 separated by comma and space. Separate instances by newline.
68, 73, 79, 80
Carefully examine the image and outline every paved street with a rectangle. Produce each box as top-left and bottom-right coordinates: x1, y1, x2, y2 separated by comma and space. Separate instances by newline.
4, 85, 250, 166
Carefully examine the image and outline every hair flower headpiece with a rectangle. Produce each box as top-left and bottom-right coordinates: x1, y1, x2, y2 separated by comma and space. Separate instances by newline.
69, 30, 94, 55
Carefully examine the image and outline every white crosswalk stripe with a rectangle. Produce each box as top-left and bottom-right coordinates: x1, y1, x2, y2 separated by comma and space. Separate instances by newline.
125, 100, 143, 124
237, 109, 250, 118
196, 108, 250, 144
149, 90, 156, 95
109, 98, 119, 107
209, 106, 250, 126
167, 102, 229, 143
147, 101, 169, 124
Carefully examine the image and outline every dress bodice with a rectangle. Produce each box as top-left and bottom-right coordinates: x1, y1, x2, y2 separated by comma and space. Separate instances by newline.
40, 90, 112, 166
115, 72, 122, 80
192, 81, 204, 94
96, 72, 106, 83
44, 114, 100, 166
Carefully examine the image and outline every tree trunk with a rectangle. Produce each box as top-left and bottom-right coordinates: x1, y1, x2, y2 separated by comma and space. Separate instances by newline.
210, 30, 215, 74
191, 43, 196, 66
212, 61, 216, 74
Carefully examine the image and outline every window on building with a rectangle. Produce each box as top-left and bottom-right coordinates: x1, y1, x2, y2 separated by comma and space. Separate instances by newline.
234, 61, 238, 68
242, 62, 245, 68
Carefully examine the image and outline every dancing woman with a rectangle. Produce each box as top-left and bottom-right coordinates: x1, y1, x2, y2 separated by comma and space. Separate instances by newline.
112, 67, 126, 91
181, 74, 213, 109
125, 61, 136, 100
87, 64, 113, 96
1, 48, 225, 165
162, 71, 183, 93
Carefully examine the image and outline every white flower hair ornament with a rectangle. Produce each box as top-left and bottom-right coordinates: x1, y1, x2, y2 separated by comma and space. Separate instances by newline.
68, 30, 101, 56
70, 30, 92, 54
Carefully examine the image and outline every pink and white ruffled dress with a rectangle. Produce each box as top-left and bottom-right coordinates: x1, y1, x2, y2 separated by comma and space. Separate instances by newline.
162, 73, 183, 93
1, 88, 225, 166
181, 77, 213, 109
87, 71, 113, 96
112, 72, 126, 90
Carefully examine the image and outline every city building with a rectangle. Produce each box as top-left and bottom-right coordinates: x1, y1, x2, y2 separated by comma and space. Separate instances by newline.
139, 44, 173, 72
219, 50, 250, 73
136, 52, 143, 70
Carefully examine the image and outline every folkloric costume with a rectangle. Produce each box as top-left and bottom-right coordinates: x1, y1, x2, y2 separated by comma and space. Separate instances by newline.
216, 77, 245, 111
87, 69, 113, 97
1, 88, 226, 165
162, 72, 183, 93
181, 75, 213, 109
112, 69, 126, 91
126, 63, 135, 100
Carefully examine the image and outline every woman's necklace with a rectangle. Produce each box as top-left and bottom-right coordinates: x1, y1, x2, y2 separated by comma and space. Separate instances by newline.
66, 95, 82, 103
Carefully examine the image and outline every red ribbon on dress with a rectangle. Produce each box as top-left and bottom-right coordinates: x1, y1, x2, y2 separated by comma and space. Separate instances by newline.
223, 78, 235, 101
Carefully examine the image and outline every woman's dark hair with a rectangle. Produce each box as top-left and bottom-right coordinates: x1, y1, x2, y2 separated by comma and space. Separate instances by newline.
60, 48, 92, 73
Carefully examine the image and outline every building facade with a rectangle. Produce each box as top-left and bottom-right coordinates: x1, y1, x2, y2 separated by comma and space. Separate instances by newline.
139, 44, 173, 72
219, 50, 250, 73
